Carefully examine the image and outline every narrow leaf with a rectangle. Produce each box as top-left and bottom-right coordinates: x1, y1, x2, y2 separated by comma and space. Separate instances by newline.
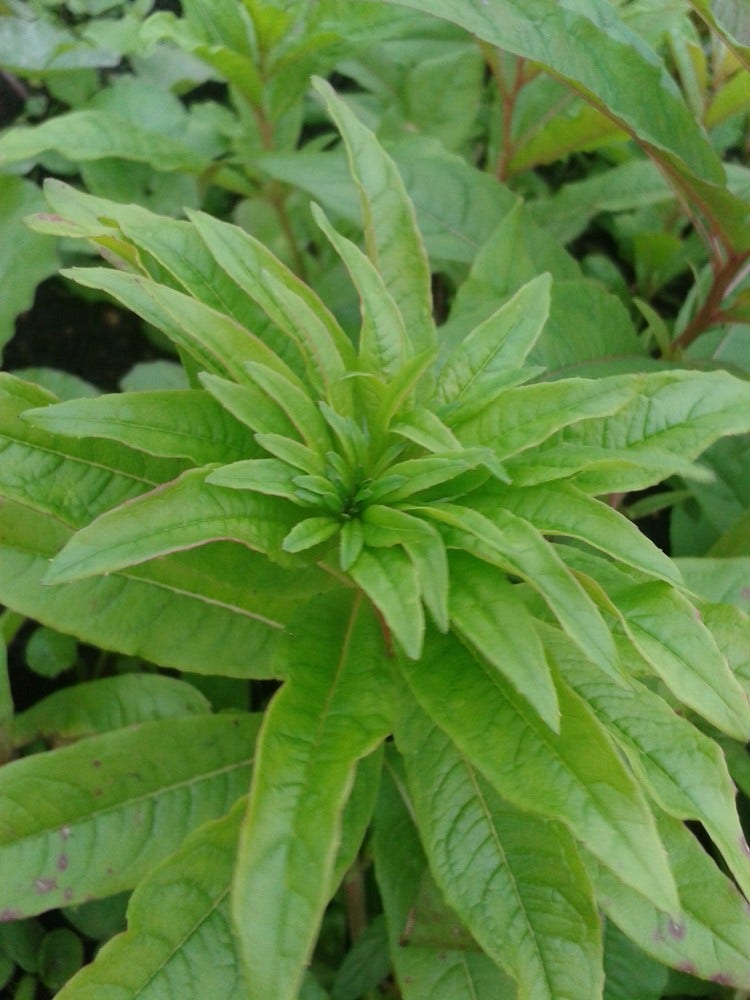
282, 516, 340, 553
207, 459, 303, 503
244, 361, 332, 456
232, 593, 392, 1000
348, 546, 424, 659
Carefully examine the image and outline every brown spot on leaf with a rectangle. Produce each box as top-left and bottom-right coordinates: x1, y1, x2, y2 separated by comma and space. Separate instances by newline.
677, 961, 697, 975
91, 759, 101, 768
0, 909, 21, 922
34, 878, 57, 894
667, 918, 685, 940
57, 854, 69, 871
711, 973, 734, 986
60, 825, 71, 840
63, 888, 73, 902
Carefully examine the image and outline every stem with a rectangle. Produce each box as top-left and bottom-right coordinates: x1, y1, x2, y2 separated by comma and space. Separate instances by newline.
480, 44, 527, 181
343, 858, 368, 943
672, 251, 750, 352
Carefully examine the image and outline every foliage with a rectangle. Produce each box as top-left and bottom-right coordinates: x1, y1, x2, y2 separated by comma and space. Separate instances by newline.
1, 2, 750, 999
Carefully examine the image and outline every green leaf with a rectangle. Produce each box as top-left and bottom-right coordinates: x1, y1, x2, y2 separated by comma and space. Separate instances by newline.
362, 504, 449, 632
400, 629, 679, 914
448, 552, 559, 731
396, 692, 603, 1000
311, 203, 410, 380
0, 713, 259, 918
586, 809, 750, 990
0, 177, 58, 354
24, 390, 259, 466
54, 800, 248, 1000
199, 372, 300, 439
348, 546, 424, 658
60, 267, 282, 386
689, 0, 750, 72
369, 452, 491, 504
207, 458, 304, 504
313, 78, 436, 357
255, 433, 326, 475
373, 757, 517, 1000
232, 592, 392, 1000
602, 921, 668, 1000
244, 361, 332, 456
10, 675, 210, 749
544, 624, 750, 901
423, 503, 620, 678
24, 627, 77, 679
0, 110, 206, 172
282, 516, 340, 553
391, 407, 463, 454
674, 556, 750, 610
44, 466, 298, 585
436, 274, 552, 406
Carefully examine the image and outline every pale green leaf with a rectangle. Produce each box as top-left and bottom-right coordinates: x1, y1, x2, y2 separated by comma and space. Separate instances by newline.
24, 390, 258, 467
44, 466, 298, 585
361, 504, 449, 631
232, 593, 392, 1000
0, 714, 259, 919
244, 362, 332, 456
544, 624, 750, 900
10, 675, 210, 749
330, 747, 384, 893
281, 516, 340, 553
199, 372, 300, 439
400, 629, 679, 913
436, 275, 552, 406
254, 433, 326, 475
311, 203, 410, 380
585, 809, 750, 989
348, 546, 424, 659
689, 0, 750, 72
674, 556, 750, 611
390, 407, 463, 454
54, 800, 247, 1000
397, 693, 602, 1000
207, 459, 304, 504
448, 552, 559, 731
313, 79, 436, 356
369, 452, 491, 504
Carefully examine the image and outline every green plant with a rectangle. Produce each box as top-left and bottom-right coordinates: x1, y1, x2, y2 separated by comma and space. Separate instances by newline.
1, 69, 750, 999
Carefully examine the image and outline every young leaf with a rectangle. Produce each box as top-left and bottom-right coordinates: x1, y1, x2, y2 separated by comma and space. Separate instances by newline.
232, 593, 392, 1000
348, 546, 424, 658
448, 551, 560, 731
0, 714, 260, 919
313, 78, 436, 357
281, 516, 340, 553
400, 629, 679, 914
207, 459, 304, 504
391, 407, 463, 454
53, 800, 248, 1000
244, 361, 332, 456
396, 691, 603, 1000
44, 466, 298, 585
23, 390, 259, 466
199, 372, 301, 439
435, 274, 552, 406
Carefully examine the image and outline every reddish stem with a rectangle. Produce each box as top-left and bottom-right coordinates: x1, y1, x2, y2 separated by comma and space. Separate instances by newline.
672, 251, 750, 351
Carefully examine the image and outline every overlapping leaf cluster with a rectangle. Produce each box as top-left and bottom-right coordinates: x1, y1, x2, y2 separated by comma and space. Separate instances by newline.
2, 77, 750, 1000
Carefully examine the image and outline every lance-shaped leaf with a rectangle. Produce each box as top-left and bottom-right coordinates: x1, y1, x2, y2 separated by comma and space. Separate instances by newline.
207, 458, 307, 504
0, 378, 188, 529
422, 503, 619, 678
330, 747, 384, 893
396, 692, 602, 1000
313, 78, 436, 358
373, 756, 516, 999
311, 203, 410, 380
362, 504, 449, 631
391, 407, 463, 454
689, 0, 750, 72
244, 361, 332, 456
282, 516, 340, 553
10, 675, 210, 749
544, 625, 750, 901
377, 0, 750, 251
0, 713, 259, 920
232, 592, 392, 1000
472, 481, 682, 586
187, 209, 356, 392
54, 800, 248, 1000
436, 274, 552, 406
400, 629, 679, 914
23, 390, 259, 466
44, 466, 299, 585
348, 546, 424, 659
585, 810, 750, 989
60, 267, 287, 387
199, 372, 300, 439
448, 552, 559, 731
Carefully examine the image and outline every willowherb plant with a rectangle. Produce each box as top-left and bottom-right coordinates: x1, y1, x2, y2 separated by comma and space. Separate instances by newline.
1, 79, 750, 999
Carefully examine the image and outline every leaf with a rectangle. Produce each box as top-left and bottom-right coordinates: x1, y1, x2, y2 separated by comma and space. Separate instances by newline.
10, 675, 210, 749
232, 592, 392, 1000
24, 390, 259, 466
0, 713, 260, 919
602, 921, 669, 1000
399, 629, 679, 914
282, 516, 340, 553
423, 503, 620, 678
313, 79, 436, 356
447, 552, 560, 731
544, 624, 750, 900
674, 556, 750, 610
44, 466, 299, 585
244, 361, 332, 456
0, 110, 207, 173
396, 692, 603, 1000
585, 810, 750, 990
348, 545, 424, 658
373, 756, 517, 1000
0, 500, 329, 679
54, 800, 248, 1000
0, 177, 58, 355
378, 0, 750, 250
60, 267, 282, 386
207, 459, 304, 504
311, 203, 410, 380
390, 407, 463, 454
199, 372, 300, 439
689, 0, 750, 72
435, 274, 552, 406
369, 452, 491, 504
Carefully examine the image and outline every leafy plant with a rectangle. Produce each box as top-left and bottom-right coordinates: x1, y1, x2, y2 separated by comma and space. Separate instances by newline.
0, 67, 750, 999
